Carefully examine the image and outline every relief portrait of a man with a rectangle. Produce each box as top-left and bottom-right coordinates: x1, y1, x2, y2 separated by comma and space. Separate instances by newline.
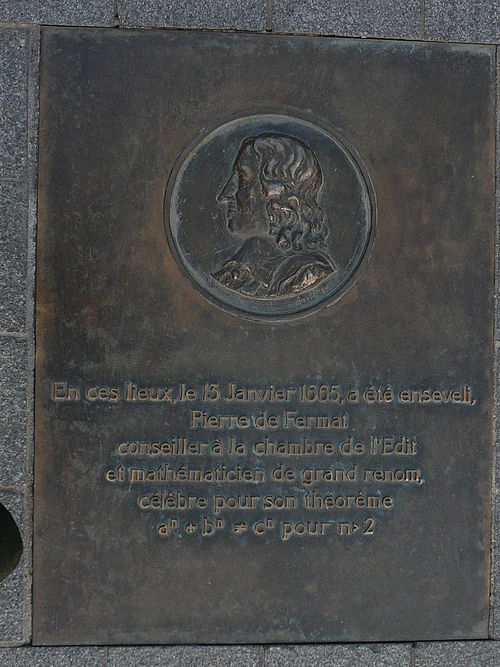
212, 133, 336, 297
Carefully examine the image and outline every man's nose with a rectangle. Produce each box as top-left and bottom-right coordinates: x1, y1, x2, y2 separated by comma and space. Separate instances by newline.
217, 175, 236, 203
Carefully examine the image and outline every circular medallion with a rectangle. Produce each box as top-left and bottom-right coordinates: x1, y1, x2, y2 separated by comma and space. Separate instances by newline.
165, 113, 376, 318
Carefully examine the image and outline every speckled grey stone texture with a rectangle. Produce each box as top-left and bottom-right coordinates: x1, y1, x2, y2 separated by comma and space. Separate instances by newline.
493, 49, 500, 638
0, 337, 27, 486
0, 181, 27, 333
0, 491, 25, 643
264, 644, 412, 666
117, 0, 267, 30
415, 641, 500, 666
496, 52, 500, 346
0, 29, 29, 179
273, 0, 421, 39
0, 1, 115, 26
425, 1, 499, 42
0, 647, 108, 664
493, 342, 500, 638
108, 646, 260, 666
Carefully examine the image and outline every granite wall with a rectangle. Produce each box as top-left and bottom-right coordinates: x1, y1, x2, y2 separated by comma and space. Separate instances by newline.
0, 1, 498, 664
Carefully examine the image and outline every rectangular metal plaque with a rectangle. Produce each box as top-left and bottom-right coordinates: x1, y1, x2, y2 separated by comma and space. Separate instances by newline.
34, 28, 495, 644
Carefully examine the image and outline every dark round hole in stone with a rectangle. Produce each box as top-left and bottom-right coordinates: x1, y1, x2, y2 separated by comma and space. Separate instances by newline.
0, 502, 23, 583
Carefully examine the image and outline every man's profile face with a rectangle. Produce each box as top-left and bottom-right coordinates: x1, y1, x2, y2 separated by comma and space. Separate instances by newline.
217, 144, 269, 237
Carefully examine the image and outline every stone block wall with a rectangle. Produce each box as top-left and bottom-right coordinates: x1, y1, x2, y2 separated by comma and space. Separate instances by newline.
0, 2, 498, 664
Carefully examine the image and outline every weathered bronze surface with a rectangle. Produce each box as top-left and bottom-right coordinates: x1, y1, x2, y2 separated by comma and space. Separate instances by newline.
166, 114, 375, 317
34, 28, 495, 644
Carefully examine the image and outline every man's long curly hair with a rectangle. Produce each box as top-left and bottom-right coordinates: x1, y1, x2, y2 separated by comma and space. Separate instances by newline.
243, 133, 329, 252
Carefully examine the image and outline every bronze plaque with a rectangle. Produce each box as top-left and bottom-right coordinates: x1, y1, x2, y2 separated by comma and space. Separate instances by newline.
34, 28, 495, 644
